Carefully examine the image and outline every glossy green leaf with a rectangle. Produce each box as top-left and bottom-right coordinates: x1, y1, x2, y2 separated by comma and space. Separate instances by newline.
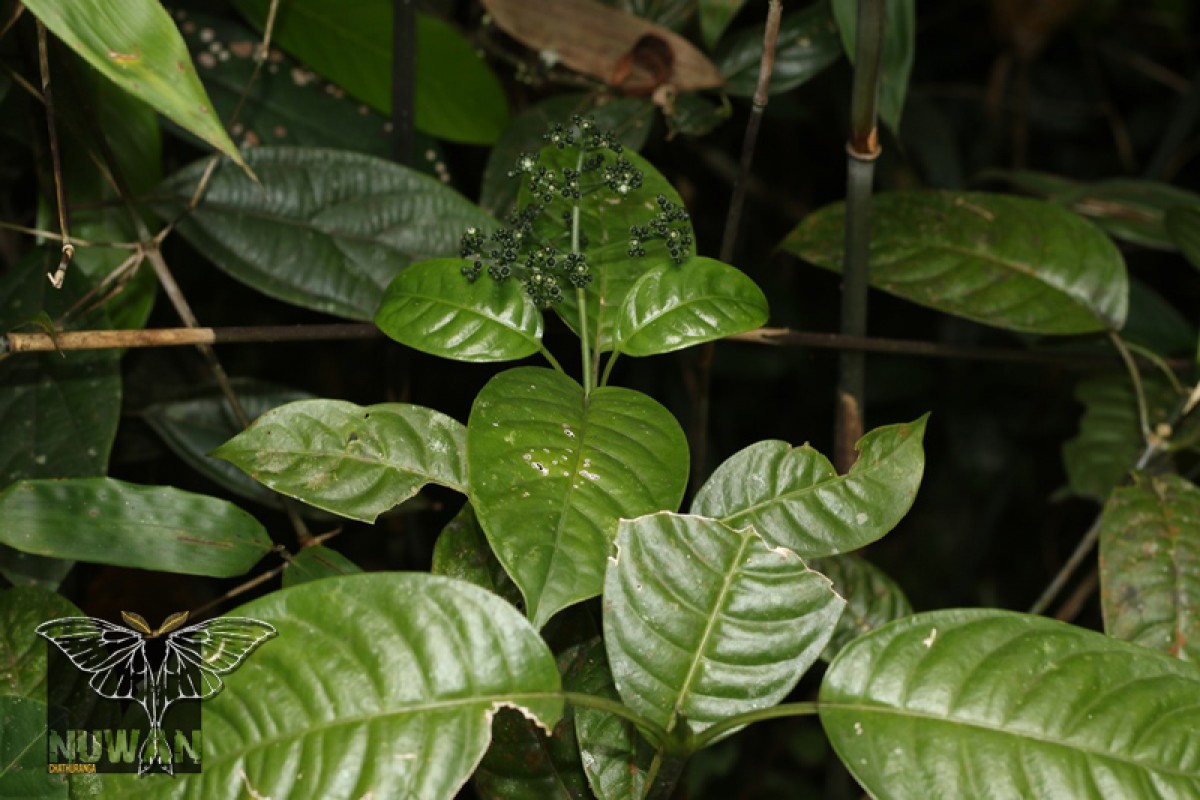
481, 94, 654, 217
0, 252, 120, 487
431, 503, 523, 609
102, 573, 563, 799
820, 609, 1200, 798
782, 191, 1129, 334
1099, 474, 1200, 661
831, 0, 915, 134
516, 147, 692, 353
0, 478, 271, 578
467, 367, 689, 629
375, 258, 544, 362
233, 1, 509, 144
153, 147, 496, 320
475, 645, 592, 800
23, 0, 243, 168
700, 0, 749, 48
716, 2, 842, 97
214, 399, 467, 523
143, 382, 316, 511
282, 545, 362, 588
1062, 375, 1177, 502
0, 586, 82, 700
0, 696, 67, 799
563, 639, 654, 800
1166, 206, 1200, 272
812, 554, 912, 661
606, 512, 844, 734
614, 257, 768, 356
692, 417, 927, 557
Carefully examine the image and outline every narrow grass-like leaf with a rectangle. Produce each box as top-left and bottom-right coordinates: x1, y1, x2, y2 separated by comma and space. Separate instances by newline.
716, 2, 842, 97
0, 478, 270, 577
1100, 474, 1200, 661
214, 399, 466, 523
153, 147, 496, 320
821, 609, 1200, 798
375, 259, 544, 362
692, 417, 927, 557
103, 573, 563, 799
812, 554, 912, 661
782, 191, 1129, 333
614, 257, 768, 356
605, 513, 844, 734
23, 0, 244, 168
281, 546, 362, 588
468, 367, 688, 629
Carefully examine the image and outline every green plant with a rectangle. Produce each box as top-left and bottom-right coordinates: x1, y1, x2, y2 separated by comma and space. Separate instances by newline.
4, 0, 1200, 798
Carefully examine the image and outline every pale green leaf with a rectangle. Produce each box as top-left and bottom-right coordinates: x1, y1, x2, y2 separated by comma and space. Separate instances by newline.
467, 367, 689, 629
214, 399, 467, 523
821, 609, 1200, 798
0, 478, 271, 578
605, 512, 844, 733
692, 417, 927, 557
375, 259, 544, 362
782, 191, 1129, 334
153, 147, 496, 320
1100, 474, 1200, 661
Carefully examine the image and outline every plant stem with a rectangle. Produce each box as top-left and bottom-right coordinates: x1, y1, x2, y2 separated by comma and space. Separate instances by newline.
571, 144, 593, 395
560, 692, 668, 747
689, 702, 820, 751
835, 0, 886, 473
539, 344, 565, 374
1110, 331, 1151, 439
36, 21, 73, 289
600, 351, 620, 386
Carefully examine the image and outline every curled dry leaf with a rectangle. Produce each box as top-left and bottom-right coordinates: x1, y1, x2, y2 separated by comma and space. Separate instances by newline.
483, 0, 723, 95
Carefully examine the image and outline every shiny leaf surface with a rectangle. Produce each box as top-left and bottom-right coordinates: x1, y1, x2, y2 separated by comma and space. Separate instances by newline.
214, 399, 467, 523
467, 367, 689, 629
692, 417, 927, 557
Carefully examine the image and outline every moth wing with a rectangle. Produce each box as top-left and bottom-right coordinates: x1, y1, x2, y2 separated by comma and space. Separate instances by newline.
160, 617, 276, 702
35, 617, 150, 702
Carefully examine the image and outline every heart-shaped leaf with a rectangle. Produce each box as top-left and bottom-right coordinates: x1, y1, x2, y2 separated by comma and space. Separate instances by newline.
1100, 474, 1200, 661
22, 0, 244, 168
153, 147, 496, 320
214, 399, 467, 523
100, 573, 563, 799
812, 554, 912, 661
820, 609, 1200, 797
0, 586, 83, 700
281, 546, 361, 588
606, 512, 844, 735
375, 258, 544, 362
614, 257, 768, 356
782, 191, 1129, 334
468, 367, 688, 629
691, 417, 927, 557
0, 478, 270, 578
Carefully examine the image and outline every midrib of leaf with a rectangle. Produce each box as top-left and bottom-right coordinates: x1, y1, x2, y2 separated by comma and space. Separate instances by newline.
1158, 485, 1192, 656
825, 700, 1200, 779
392, 290, 539, 348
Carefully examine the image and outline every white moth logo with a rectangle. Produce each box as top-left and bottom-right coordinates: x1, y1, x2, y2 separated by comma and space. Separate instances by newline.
37, 611, 275, 775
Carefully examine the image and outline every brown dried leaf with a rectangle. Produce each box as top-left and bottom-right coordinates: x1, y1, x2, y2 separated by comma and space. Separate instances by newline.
483, 0, 723, 94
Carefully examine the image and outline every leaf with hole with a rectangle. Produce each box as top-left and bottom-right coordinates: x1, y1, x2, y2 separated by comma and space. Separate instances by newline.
812, 554, 912, 662
820, 609, 1200, 797
614, 257, 768, 356
692, 417, 927, 557
605, 512, 844, 735
782, 191, 1129, 334
22, 0, 245, 168
233, 0, 509, 144
716, 1, 842, 97
467, 367, 689, 629
375, 259, 544, 363
214, 399, 467, 523
99, 573, 563, 799
0, 478, 270, 577
1099, 474, 1200, 661
153, 147, 496, 320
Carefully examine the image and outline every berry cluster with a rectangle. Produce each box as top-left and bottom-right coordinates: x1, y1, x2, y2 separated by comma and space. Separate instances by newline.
459, 116, 690, 306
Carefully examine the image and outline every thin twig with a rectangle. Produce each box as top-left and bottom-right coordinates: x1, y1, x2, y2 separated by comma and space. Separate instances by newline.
189, 552, 290, 620
689, 0, 782, 493
0, 219, 138, 248
0, 2, 23, 42
36, 21, 73, 288
1054, 567, 1099, 623
1110, 331, 1151, 439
